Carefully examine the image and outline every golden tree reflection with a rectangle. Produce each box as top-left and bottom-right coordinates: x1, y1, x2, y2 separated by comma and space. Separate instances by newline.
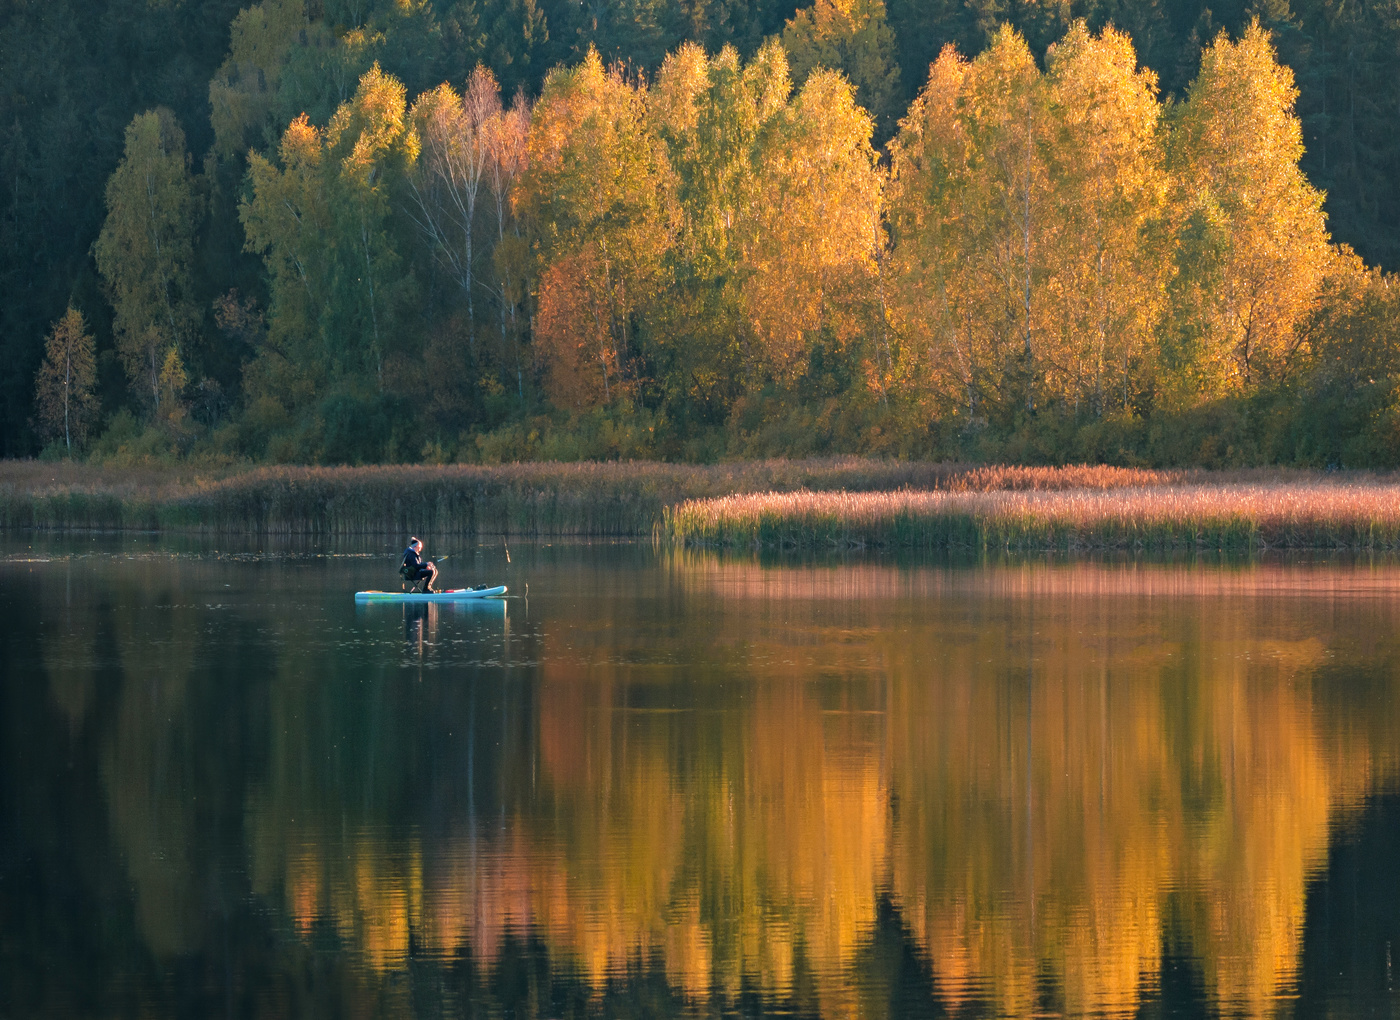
121, 556, 1400, 1016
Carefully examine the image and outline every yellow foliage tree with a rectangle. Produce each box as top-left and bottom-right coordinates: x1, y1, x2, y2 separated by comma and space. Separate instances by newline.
647, 41, 886, 392
890, 23, 1329, 423
887, 45, 978, 419
1039, 22, 1170, 413
1166, 21, 1333, 398
33, 307, 98, 455
781, 0, 902, 137
888, 29, 1047, 420
517, 48, 667, 406
741, 64, 885, 382
646, 42, 788, 403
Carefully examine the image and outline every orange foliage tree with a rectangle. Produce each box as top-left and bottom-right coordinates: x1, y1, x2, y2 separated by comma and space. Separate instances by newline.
515, 48, 667, 408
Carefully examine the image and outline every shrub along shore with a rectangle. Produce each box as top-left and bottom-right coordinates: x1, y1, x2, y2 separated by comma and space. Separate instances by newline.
4, 459, 1396, 548
662, 483, 1400, 551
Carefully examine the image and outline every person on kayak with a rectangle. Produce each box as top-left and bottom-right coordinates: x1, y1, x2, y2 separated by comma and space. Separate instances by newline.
402, 537, 438, 593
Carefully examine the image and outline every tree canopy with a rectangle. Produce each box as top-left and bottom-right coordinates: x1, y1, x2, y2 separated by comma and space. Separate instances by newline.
5, 0, 1400, 465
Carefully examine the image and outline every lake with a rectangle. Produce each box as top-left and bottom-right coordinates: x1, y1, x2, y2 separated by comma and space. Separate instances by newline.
3, 534, 1400, 1018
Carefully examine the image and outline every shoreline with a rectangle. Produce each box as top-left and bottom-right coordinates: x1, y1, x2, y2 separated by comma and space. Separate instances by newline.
0, 459, 1181, 536
5, 460, 1398, 547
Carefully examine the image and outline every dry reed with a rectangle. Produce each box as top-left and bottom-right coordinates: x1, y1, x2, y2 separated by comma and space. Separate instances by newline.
2, 459, 1392, 542
663, 481, 1400, 550
0, 459, 1193, 535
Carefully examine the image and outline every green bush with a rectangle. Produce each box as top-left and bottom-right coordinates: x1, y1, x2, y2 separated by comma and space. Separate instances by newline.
319, 391, 418, 465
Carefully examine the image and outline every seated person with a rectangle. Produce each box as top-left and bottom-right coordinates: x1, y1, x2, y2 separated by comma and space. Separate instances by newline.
401, 537, 439, 592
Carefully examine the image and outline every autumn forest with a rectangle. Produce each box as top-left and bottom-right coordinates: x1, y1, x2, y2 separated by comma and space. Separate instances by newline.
5, 0, 1400, 466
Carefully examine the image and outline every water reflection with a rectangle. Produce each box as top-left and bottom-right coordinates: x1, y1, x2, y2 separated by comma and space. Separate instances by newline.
6, 544, 1400, 1017
353, 596, 511, 663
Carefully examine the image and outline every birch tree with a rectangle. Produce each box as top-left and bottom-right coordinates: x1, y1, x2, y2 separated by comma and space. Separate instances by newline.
485, 87, 531, 399
741, 64, 885, 382
888, 45, 982, 419
1167, 21, 1333, 397
1040, 22, 1169, 413
517, 48, 666, 406
241, 112, 334, 405
888, 30, 1048, 421
648, 41, 782, 405
323, 63, 413, 388
242, 64, 414, 402
33, 307, 98, 455
781, 0, 902, 137
406, 66, 497, 361
93, 108, 201, 418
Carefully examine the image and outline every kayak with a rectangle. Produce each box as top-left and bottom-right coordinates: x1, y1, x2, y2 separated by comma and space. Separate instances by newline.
354, 585, 507, 602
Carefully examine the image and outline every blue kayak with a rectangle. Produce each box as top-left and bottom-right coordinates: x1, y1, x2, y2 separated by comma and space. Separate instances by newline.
354, 585, 507, 602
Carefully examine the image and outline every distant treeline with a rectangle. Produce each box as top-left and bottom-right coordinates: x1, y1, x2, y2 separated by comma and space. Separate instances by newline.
4, 0, 1400, 466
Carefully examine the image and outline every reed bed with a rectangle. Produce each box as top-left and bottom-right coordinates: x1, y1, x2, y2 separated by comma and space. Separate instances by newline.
0, 459, 1194, 536
663, 482, 1400, 551
1, 462, 683, 535
0, 458, 1057, 535
1, 458, 1389, 540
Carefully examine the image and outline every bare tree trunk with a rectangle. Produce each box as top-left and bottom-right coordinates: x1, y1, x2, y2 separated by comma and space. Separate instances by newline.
1022, 94, 1034, 414
965, 307, 977, 418
63, 349, 71, 456
493, 190, 523, 403
361, 218, 382, 390
145, 169, 178, 340
872, 206, 891, 408
1095, 240, 1106, 415
935, 269, 974, 419
590, 301, 611, 401
150, 344, 160, 414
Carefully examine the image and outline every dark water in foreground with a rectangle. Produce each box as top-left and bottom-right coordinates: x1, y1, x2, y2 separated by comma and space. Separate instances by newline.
3, 535, 1400, 1019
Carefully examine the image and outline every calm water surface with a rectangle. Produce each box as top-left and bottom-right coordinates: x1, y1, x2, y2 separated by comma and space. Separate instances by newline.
3, 534, 1400, 1018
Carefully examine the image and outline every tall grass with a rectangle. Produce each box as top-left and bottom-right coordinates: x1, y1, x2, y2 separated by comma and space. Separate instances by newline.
3, 458, 1153, 535
663, 482, 1400, 550
4, 458, 1390, 542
